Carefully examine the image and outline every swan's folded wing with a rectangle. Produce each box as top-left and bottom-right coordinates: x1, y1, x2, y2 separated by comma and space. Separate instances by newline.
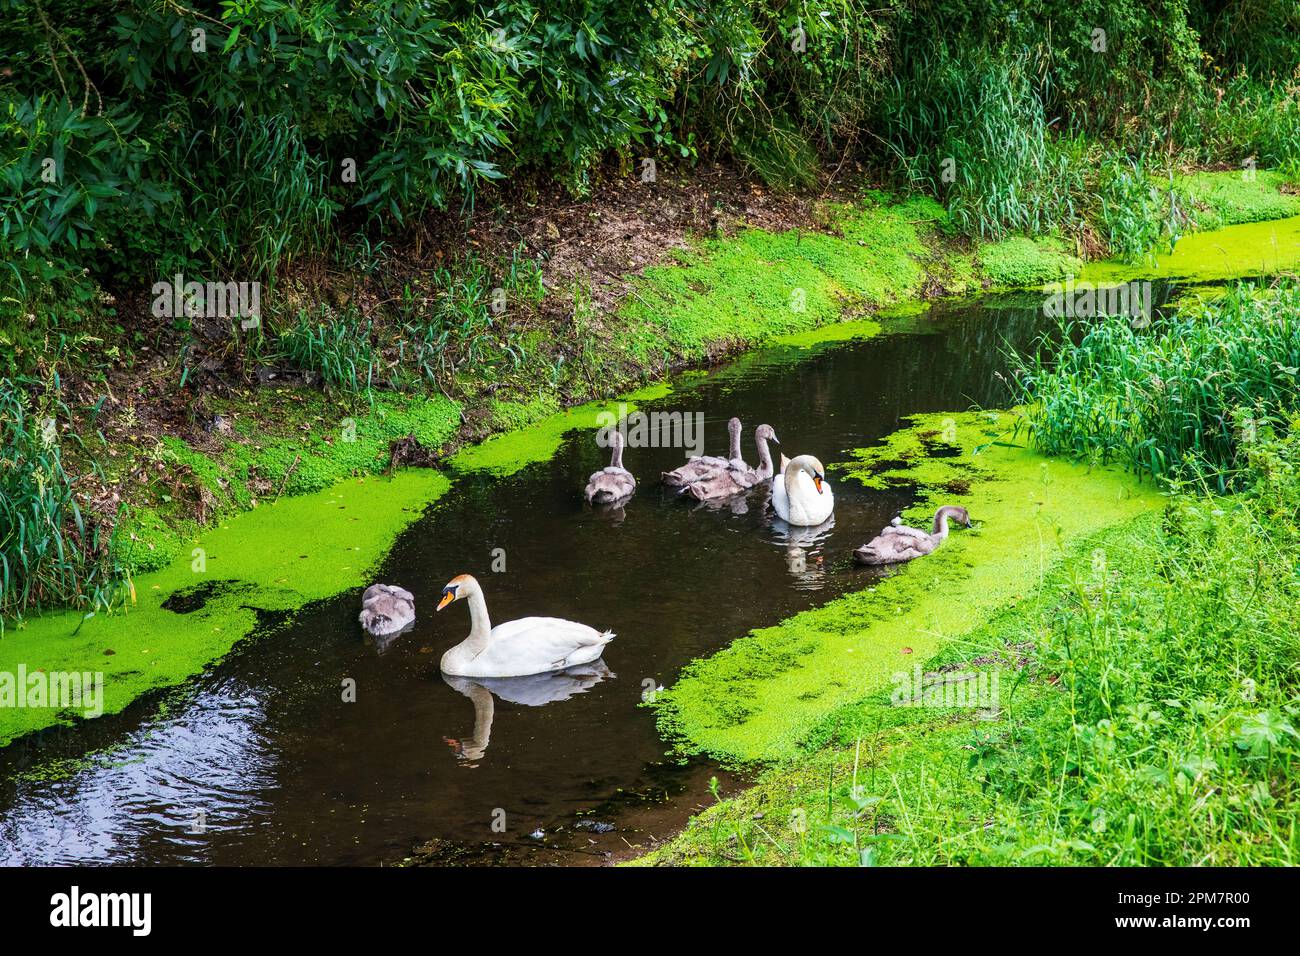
859, 533, 927, 562
662, 455, 727, 486
488, 616, 614, 671
687, 469, 752, 500
882, 524, 929, 541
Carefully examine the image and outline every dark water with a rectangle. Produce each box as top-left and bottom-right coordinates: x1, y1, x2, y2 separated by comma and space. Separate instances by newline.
0, 292, 1089, 865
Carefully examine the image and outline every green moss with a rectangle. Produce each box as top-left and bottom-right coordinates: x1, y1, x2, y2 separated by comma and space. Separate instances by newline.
0, 469, 448, 745
979, 236, 1083, 288
1082, 215, 1300, 284
617, 194, 945, 364
450, 382, 672, 477
652, 410, 1161, 766
115, 505, 189, 575
236, 393, 462, 497
933, 251, 982, 296
489, 396, 562, 431
107, 391, 463, 579
1176, 169, 1300, 232
160, 436, 252, 511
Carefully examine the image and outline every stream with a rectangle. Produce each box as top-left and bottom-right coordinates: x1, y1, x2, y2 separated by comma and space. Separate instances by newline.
0, 288, 1178, 865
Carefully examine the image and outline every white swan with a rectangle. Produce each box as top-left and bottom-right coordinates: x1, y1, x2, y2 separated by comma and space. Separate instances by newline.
771, 454, 834, 526
436, 574, 613, 678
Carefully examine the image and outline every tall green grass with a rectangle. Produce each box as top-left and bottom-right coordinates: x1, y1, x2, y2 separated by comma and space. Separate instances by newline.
279, 247, 546, 395
885, 48, 1087, 241
394, 246, 544, 389
278, 308, 379, 395
0, 378, 127, 624
1093, 154, 1189, 263
1016, 281, 1300, 491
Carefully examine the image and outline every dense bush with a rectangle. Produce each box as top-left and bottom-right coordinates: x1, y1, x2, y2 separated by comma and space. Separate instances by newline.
0, 0, 697, 293
2, 0, 1297, 311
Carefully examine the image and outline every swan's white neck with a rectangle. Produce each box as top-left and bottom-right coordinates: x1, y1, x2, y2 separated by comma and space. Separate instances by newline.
784, 459, 801, 498
462, 585, 493, 655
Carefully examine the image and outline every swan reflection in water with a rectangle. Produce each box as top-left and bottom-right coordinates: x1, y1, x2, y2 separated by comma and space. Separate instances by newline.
767, 514, 835, 590
441, 660, 614, 765
692, 492, 751, 516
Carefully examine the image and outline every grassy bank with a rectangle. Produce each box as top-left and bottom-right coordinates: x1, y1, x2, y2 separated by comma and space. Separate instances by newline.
636, 281, 1300, 866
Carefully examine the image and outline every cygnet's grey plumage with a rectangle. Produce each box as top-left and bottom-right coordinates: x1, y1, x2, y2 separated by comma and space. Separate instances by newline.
359, 583, 416, 636
663, 416, 742, 490
584, 429, 636, 504
854, 506, 972, 565
686, 423, 780, 501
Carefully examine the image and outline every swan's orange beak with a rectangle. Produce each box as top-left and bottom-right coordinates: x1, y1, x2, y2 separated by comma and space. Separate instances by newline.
437, 589, 455, 611
813, 474, 824, 494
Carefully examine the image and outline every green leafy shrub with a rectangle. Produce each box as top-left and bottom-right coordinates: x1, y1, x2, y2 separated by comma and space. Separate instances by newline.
2, 0, 1298, 311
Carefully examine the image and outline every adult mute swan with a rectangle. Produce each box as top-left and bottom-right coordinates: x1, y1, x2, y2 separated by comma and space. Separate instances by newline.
770, 454, 834, 526
359, 584, 416, 636
686, 423, 780, 501
584, 429, 636, 504
436, 574, 614, 677
662, 416, 742, 490
853, 505, 971, 565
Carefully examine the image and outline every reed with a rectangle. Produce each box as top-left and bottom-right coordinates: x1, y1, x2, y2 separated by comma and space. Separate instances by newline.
278, 308, 379, 395
0, 378, 127, 624
1015, 281, 1300, 491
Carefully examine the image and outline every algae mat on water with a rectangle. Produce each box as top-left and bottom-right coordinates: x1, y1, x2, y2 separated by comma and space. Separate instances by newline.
1082, 215, 1300, 284
0, 470, 449, 745
653, 411, 1162, 766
